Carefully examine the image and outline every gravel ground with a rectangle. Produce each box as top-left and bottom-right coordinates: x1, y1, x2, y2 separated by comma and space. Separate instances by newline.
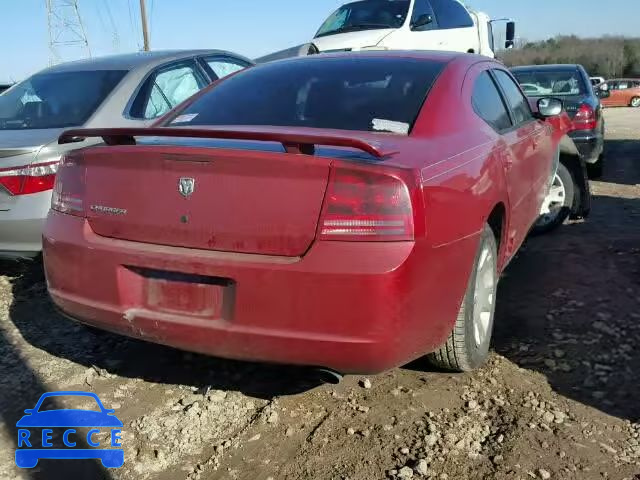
1, 108, 639, 480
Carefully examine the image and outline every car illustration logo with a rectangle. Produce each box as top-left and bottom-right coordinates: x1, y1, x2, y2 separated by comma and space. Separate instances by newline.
178, 177, 196, 198
15, 391, 124, 469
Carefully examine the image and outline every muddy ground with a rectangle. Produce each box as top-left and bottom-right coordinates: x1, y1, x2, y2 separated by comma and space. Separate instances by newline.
1, 108, 639, 480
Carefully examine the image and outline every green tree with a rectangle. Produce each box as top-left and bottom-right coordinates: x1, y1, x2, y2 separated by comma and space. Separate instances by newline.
500, 36, 640, 79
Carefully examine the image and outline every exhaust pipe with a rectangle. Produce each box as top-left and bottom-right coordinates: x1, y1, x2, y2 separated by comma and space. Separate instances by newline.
314, 368, 343, 385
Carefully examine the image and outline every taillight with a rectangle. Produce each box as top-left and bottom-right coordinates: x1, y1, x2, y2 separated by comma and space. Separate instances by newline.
319, 167, 414, 241
572, 104, 597, 130
0, 161, 59, 196
51, 155, 86, 216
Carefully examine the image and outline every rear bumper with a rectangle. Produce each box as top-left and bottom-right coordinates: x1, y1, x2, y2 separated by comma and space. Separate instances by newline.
0, 190, 51, 258
43, 211, 479, 373
568, 130, 604, 163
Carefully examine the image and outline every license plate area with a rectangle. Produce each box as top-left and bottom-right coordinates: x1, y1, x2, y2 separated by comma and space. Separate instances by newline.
124, 267, 235, 320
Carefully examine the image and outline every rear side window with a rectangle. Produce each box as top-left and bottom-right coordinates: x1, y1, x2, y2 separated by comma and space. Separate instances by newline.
202, 56, 249, 80
472, 72, 511, 131
167, 57, 446, 134
430, 0, 474, 29
493, 70, 533, 125
130, 61, 207, 119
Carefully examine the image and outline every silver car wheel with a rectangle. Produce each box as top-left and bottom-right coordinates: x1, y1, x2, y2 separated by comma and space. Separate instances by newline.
472, 244, 496, 348
536, 173, 566, 228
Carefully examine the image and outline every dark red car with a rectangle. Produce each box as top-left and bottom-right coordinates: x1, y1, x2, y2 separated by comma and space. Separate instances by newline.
44, 52, 570, 374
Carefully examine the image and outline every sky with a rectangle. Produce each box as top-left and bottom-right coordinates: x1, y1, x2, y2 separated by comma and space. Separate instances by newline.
1, 0, 637, 82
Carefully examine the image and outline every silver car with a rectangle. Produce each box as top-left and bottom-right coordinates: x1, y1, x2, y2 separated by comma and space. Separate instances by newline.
0, 49, 252, 259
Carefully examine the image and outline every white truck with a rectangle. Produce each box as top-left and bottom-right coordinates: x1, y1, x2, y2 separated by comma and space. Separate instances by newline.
312, 0, 514, 57
256, 0, 515, 63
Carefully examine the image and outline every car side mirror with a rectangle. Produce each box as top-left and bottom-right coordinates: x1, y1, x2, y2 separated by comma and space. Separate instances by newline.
596, 86, 610, 99
411, 14, 433, 30
505, 21, 516, 49
535, 98, 563, 118
24, 409, 34, 414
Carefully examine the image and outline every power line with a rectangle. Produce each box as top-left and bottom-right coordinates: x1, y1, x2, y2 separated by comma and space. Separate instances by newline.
46, 0, 91, 65
95, 0, 108, 32
102, 0, 120, 52
127, 0, 141, 50
149, 0, 155, 37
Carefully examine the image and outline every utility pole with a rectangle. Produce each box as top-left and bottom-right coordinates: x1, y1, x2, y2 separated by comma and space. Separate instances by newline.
139, 0, 150, 51
46, 0, 91, 65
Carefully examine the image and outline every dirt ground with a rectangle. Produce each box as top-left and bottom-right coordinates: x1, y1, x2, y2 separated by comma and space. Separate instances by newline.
1, 108, 639, 480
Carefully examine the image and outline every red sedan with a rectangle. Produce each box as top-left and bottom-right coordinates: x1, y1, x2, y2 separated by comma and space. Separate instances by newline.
44, 52, 569, 374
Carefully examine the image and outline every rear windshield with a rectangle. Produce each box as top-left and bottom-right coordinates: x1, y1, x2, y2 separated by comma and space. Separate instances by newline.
512, 69, 586, 97
167, 57, 445, 135
315, 0, 410, 38
0, 70, 127, 130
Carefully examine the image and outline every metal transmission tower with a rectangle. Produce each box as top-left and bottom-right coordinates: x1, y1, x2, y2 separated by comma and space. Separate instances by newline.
46, 0, 91, 65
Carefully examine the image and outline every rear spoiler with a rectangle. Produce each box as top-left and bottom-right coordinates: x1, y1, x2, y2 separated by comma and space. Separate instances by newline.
58, 127, 392, 158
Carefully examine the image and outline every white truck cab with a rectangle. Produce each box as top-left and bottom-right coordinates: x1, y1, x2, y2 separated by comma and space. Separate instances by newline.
311, 0, 514, 58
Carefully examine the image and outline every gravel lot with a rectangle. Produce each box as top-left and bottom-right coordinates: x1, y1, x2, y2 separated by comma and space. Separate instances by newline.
1, 108, 639, 480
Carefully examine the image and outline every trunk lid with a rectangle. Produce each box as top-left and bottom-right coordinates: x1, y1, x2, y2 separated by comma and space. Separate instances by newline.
559, 95, 589, 119
82, 143, 333, 257
0, 128, 62, 150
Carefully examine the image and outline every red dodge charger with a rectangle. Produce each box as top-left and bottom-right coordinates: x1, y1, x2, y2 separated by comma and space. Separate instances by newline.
44, 52, 570, 374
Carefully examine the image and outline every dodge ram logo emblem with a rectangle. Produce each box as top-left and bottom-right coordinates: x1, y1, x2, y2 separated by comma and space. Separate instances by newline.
178, 178, 195, 198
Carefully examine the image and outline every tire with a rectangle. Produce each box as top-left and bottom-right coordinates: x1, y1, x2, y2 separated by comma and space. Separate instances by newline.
531, 162, 574, 235
630, 97, 640, 108
587, 153, 604, 179
428, 224, 498, 372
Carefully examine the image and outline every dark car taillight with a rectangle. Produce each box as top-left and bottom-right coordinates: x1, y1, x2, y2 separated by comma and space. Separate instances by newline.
319, 167, 414, 241
0, 161, 59, 196
572, 104, 597, 130
51, 155, 86, 216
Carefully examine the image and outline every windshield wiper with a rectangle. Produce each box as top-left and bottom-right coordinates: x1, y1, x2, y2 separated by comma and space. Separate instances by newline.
316, 23, 393, 38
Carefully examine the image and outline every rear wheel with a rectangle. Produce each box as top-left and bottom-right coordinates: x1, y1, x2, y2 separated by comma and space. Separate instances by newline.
630, 97, 640, 108
428, 224, 498, 372
531, 162, 574, 235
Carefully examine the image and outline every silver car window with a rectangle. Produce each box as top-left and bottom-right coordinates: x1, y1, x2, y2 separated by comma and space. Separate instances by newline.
204, 59, 246, 79
144, 84, 172, 119
0, 70, 126, 130
143, 64, 204, 119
